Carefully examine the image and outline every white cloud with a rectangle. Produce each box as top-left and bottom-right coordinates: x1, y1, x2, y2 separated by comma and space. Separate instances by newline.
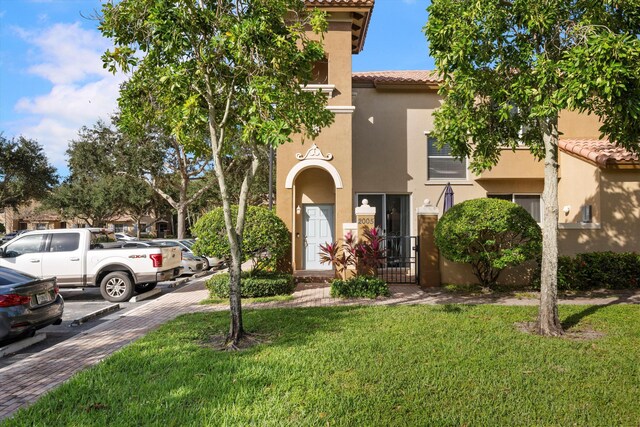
12, 22, 125, 172
16, 77, 124, 123
17, 22, 112, 84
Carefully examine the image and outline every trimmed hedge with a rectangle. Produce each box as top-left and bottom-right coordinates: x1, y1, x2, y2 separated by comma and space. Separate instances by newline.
330, 276, 391, 299
206, 271, 295, 298
192, 205, 291, 271
537, 251, 640, 290
435, 198, 541, 287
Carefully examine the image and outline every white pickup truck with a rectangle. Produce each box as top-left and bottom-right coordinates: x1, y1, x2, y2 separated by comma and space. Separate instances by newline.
0, 229, 182, 302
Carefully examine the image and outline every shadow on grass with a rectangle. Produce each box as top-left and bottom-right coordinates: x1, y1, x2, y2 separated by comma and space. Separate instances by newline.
561, 293, 637, 330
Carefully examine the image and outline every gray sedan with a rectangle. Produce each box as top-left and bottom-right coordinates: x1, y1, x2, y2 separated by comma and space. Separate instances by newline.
0, 267, 64, 344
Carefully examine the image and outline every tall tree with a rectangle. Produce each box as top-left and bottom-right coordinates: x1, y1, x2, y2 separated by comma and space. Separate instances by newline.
113, 118, 215, 239
101, 0, 333, 347
425, 0, 640, 335
45, 120, 170, 229
0, 134, 58, 209
45, 177, 126, 227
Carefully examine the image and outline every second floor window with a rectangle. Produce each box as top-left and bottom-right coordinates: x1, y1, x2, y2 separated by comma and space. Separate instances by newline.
427, 136, 467, 180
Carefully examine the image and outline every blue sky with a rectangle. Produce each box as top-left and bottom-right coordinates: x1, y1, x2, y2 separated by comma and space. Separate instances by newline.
0, 0, 433, 174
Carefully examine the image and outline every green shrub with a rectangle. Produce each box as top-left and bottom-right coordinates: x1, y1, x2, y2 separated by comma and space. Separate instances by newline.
192, 206, 290, 271
435, 198, 542, 287
533, 252, 640, 290
206, 271, 295, 298
330, 276, 391, 299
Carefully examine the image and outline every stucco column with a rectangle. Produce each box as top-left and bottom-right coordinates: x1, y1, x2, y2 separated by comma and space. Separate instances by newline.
355, 199, 376, 242
355, 199, 376, 277
417, 199, 441, 288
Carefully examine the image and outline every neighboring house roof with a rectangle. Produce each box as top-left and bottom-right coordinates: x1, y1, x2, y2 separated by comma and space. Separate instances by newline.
305, 0, 374, 54
559, 139, 640, 169
352, 70, 442, 88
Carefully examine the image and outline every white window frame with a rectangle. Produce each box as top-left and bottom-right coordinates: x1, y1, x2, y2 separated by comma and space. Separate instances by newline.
426, 135, 468, 181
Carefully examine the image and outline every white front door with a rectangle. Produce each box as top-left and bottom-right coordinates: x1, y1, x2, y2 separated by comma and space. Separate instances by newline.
303, 205, 334, 270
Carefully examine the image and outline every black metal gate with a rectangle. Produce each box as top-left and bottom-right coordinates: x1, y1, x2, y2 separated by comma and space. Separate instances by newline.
377, 235, 419, 284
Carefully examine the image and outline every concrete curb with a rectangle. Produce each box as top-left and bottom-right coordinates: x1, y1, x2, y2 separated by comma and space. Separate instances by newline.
167, 277, 190, 288
0, 333, 47, 358
129, 288, 162, 303
70, 304, 120, 326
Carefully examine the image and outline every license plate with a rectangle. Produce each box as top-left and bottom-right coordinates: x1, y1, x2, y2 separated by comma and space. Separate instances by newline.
36, 292, 52, 305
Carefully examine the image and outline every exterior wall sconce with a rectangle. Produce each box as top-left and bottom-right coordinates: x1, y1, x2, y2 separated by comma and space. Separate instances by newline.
581, 205, 592, 223
562, 205, 571, 215
296, 205, 301, 215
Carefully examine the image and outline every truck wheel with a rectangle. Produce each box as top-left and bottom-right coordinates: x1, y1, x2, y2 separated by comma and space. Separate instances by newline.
100, 272, 134, 302
135, 283, 157, 294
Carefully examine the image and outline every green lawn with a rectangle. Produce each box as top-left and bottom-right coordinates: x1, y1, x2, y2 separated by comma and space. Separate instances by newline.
4, 304, 640, 426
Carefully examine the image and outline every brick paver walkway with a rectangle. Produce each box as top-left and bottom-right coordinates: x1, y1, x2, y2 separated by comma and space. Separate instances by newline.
1, 278, 638, 420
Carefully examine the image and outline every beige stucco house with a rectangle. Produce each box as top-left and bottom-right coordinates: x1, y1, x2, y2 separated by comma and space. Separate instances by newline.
277, 0, 640, 284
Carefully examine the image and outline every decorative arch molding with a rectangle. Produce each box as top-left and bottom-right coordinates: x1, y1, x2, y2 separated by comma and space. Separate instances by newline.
284, 160, 344, 189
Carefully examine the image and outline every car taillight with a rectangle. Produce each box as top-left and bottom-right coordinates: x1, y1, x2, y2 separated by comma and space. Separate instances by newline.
150, 253, 163, 268
0, 294, 32, 307
54, 285, 60, 294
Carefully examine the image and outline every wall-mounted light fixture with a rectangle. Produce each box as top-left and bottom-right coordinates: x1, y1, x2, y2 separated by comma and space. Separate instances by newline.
581, 205, 592, 223
296, 205, 301, 215
563, 205, 571, 215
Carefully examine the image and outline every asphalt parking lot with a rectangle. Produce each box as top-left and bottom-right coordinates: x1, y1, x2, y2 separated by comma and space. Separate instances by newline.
0, 272, 213, 367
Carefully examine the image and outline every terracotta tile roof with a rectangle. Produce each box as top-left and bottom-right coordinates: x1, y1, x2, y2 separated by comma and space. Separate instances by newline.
559, 139, 639, 168
305, 0, 374, 6
352, 70, 442, 86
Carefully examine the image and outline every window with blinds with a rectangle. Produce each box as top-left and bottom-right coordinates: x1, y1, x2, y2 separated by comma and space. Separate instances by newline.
427, 136, 467, 180
488, 194, 542, 223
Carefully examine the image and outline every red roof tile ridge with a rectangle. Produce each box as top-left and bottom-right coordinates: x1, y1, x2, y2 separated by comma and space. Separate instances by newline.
559, 138, 639, 166
352, 70, 442, 84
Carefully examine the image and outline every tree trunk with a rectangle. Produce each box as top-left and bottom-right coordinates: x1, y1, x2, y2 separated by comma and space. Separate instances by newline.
136, 218, 141, 239
176, 204, 186, 239
227, 241, 244, 345
537, 116, 564, 336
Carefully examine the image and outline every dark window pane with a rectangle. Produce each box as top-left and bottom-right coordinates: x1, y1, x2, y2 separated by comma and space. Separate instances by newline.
515, 195, 541, 222
428, 158, 466, 180
427, 136, 452, 156
50, 233, 80, 252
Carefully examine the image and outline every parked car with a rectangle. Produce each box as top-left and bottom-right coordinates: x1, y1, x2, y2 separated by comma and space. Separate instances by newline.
114, 232, 137, 241
1, 230, 29, 244
0, 266, 64, 344
156, 239, 223, 270
122, 241, 205, 276
0, 229, 182, 302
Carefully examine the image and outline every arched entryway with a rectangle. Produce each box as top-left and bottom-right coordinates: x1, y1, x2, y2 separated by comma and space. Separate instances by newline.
289, 166, 339, 270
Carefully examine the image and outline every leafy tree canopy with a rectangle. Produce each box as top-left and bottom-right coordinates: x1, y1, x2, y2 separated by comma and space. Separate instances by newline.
0, 134, 58, 209
425, 0, 640, 171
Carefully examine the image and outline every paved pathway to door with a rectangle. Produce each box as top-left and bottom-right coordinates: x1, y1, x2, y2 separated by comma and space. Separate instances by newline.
1, 279, 638, 420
